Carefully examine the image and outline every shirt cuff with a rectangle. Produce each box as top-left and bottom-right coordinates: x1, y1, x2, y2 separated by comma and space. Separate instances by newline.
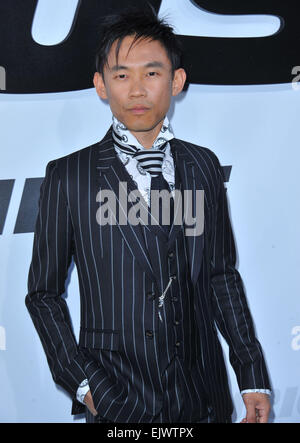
76, 378, 90, 404
241, 389, 271, 396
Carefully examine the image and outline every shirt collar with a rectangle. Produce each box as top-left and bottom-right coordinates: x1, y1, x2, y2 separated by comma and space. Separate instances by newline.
111, 114, 174, 151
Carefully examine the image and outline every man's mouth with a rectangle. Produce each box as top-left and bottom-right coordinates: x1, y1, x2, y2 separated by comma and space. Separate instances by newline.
128, 106, 150, 115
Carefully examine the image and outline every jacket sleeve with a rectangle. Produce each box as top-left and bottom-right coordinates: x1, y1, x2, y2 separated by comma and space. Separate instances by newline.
25, 160, 87, 400
209, 158, 271, 392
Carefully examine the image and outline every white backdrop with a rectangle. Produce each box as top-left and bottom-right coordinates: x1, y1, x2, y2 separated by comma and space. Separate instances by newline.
1, 0, 300, 423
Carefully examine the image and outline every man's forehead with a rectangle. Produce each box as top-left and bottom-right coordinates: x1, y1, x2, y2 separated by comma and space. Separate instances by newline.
106, 35, 169, 65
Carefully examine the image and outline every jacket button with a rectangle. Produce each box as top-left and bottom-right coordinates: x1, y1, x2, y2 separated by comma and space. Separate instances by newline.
175, 341, 181, 347
174, 319, 180, 326
168, 251, 174, 259
171, 296, 178, 302
145, 330, 153, 339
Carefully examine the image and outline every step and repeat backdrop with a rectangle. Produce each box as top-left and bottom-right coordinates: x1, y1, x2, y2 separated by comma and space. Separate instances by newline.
0, 0, 299, 423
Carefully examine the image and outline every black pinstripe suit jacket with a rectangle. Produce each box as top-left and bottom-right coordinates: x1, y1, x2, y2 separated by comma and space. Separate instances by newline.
25, 126, 270, 422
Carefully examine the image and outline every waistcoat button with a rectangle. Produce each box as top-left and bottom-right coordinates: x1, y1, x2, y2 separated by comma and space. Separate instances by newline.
146, 291, 155, 300
145, 330, 153, 339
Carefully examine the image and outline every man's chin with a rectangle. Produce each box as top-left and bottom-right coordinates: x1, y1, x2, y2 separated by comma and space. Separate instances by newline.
122, 117, 164, 134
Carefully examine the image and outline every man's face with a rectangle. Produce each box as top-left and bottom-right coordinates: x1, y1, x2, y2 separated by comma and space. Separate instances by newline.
93, 35, 186, 140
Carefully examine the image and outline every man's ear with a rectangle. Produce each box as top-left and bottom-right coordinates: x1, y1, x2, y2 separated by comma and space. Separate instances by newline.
171, 68, 187, 97
93, 72, 108, 100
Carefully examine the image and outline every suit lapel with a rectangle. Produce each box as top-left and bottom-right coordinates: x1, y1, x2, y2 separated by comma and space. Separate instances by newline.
169, 139, 205, 286
96, 127, 156, 284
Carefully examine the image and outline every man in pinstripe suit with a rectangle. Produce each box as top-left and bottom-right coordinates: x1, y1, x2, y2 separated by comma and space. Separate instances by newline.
25, 10, 271, 423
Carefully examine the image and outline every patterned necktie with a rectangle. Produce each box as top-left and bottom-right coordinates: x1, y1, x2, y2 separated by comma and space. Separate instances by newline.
150, 169, 174, 233
112, 118, 174, 231
112, 129, 168, 177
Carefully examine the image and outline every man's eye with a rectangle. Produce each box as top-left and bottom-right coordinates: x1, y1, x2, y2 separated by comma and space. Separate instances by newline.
117, 74, 127, 79
148, 71, 157, 76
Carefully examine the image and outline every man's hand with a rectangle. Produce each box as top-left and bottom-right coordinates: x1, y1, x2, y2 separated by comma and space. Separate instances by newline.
84, 390, 98, 416
241, 393, 271, 423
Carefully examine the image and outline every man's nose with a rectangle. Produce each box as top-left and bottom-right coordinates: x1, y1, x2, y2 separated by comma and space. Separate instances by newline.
128, 78, 147, 97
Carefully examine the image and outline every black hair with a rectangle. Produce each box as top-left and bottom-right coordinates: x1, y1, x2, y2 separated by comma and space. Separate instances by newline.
95, 8, 183, 78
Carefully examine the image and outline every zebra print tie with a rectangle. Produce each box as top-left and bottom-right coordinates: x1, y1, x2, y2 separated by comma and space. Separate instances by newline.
112, 129, 168, 177
112, 127, 174, 233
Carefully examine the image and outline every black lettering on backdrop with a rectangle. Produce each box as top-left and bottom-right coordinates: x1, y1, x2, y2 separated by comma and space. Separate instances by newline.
0, 0, 299, 93
0, 178, 43, 235
14, 178, 44, 234
0, 180, 15, 234
183, 0, 300, 85
0, 0, 162, 94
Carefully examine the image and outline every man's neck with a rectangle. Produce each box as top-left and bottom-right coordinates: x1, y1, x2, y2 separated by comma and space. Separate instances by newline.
129, 120, 164, 149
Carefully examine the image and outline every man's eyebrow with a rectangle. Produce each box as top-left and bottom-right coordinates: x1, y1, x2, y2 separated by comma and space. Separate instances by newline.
144, 61, 165, 69
109, 61, 166, 72
110, 64, 129, 72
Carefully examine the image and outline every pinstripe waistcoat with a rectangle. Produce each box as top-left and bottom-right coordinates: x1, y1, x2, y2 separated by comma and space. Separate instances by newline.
25, 126, 271, 423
